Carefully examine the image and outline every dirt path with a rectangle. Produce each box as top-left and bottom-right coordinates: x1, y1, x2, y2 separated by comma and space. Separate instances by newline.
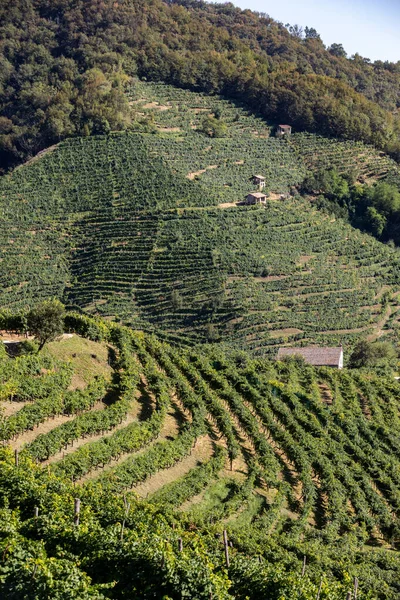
78, 405, 181, 483
1, 400, 32, 418
10, 401, 105, 451
134, 435, 213, 498
16, 144, 58, 169
367, 304, 392, 341
218, 202, 238, 209
318, 383, 333, 405
187, 164, 218, 180
44, 410, 139, 465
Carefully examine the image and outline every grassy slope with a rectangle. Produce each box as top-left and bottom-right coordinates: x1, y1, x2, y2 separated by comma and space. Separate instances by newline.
1, 81, 400, 353
44, 335, 112, 390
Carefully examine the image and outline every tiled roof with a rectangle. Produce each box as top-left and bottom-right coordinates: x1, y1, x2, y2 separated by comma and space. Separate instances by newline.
248, 192, 267, 198
277, 346, 343, 367
278, 124, 291, 129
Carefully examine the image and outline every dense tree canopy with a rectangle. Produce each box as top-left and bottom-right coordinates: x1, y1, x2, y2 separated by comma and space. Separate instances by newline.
349, 340, 398, 370
303, 169, 400, 245
27, 299, 66, 350
1, 0, 400, 171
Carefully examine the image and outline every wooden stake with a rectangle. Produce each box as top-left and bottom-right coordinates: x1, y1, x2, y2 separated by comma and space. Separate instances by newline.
353, 577, 359, 600
74, 498, 81, 527
120, 497, 131, 541
302, 555, 306, 577
14, 449, 18, 467
316, 577, 323, 600
223, 530, 230, 568
33, 506, 39, 519
178, 538, 183, 552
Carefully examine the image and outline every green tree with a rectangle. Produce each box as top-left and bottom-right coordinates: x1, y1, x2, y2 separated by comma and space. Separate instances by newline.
364, 206, 386, 237
328, 43, 347, 58
304, 27, 321, 40
366, 182, 400, 216
200, 115, 228, 138
349, 340, 397, 369
27, 299, 65, 351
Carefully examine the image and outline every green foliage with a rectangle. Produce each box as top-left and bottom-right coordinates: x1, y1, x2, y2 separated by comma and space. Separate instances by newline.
0, 315, 399, 597
303, 169, 350, 200
28, 300, 65, 351
349, 340, 398, 370
2, 0, 400, 170
1, 83, 400, 355
201, 115, 228, 138
310, 172, 400, 244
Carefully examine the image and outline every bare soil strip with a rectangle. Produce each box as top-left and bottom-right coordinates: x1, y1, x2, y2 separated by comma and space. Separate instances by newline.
10, 401, 105, 450
134, 435, 213, 498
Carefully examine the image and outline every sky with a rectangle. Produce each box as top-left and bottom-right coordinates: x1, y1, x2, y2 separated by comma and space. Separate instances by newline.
223, 0, 400, 63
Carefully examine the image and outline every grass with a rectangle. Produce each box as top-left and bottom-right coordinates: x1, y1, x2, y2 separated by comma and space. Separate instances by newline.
184, 477, 240, 518
44, 335, 112, 389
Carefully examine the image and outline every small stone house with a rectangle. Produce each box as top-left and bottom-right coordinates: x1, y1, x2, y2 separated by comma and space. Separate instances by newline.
276, 124, 292, 137
245, 192, 267, 205
277, 346, 343, 369
253, 175, 266, 190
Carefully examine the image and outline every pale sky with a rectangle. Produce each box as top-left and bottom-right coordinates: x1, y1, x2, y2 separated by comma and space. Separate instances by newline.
220, 0, 400, 63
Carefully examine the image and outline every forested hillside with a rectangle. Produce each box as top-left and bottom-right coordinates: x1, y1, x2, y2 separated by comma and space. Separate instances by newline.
2, 0, 400, 171
0, 313, 400, 599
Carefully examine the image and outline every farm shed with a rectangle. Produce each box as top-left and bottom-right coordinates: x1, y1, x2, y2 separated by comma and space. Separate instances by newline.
253, 175, 266, 190
277, 346, 343, 369
276, 124, 292, 137
245, 192, 267, 205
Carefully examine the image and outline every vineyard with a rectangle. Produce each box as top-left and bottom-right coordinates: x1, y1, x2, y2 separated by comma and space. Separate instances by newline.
128, 79, 400, 196
0, 80, 400, 354
0, 314, 400, 598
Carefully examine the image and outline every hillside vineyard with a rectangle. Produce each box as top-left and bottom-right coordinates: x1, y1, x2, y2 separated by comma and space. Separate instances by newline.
1, 82, 400, 354
0, 313, 399, 598
1, 3, 400, 597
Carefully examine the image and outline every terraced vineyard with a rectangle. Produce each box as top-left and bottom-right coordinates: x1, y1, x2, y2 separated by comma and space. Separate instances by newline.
129, 79, 400, 195
1, 315, 400, 598
1, 81, 400, 355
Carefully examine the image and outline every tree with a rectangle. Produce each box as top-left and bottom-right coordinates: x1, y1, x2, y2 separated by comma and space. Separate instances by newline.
285, 24, 304, 39
302, 169, 349, 200
200, 115, 228, 138
364, 206, 386, 238
349, 340, 397, 370
304, 27, 321, 40
27, 299, 65, 351
366, 182, 400, 216
328, 43, 347, 58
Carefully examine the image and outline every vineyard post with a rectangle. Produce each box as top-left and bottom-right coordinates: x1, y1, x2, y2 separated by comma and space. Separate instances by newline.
316, 577, 323, 600
346, 593, 352, 600
302, 555, 306, 577
120, 496, 130, 541
34, 507, 39, 519
353, 577, 358, 599
178, 538, 183, 552
14, 449, 18, 467
74, 498, 81, 527
223, 530, 230, 568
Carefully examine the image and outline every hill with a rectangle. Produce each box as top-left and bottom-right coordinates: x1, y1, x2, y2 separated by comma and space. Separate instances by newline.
2, 0, 400, 171
0, 314, 400, 598
1, 82, 400, 354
